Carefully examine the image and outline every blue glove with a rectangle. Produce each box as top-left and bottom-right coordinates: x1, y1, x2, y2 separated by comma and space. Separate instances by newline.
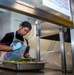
13, 42, 22, 51
29, 55, 34, 59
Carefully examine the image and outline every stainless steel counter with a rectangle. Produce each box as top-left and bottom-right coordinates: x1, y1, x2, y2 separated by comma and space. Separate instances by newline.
0, 68, 73, 75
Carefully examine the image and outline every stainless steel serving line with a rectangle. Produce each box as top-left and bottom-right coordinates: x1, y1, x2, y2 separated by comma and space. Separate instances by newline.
0, 0, 73, 73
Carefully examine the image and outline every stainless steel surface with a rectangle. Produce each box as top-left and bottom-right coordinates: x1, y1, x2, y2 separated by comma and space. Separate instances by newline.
40, 22, 61, 37
36, 36, 40, 62
0, 61, 45, 71
0, 68, 73, 75
59, 28, 66, 73
36, 20, 41, 62
70, 29, 74, 73
0, 0, 73, 28
70, 0, 74, 27
20, 0, 71, 20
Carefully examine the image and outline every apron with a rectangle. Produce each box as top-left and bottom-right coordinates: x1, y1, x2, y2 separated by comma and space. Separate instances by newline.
4, 32, 27, 60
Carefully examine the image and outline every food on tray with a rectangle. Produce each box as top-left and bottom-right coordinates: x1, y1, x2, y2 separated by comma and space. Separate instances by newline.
6, 58, 35, 63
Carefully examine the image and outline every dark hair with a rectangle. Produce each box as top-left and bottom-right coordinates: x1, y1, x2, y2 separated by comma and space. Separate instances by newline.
21, 21, 32, 30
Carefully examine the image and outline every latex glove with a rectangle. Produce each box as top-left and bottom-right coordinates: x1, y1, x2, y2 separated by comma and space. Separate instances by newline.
29, 55, 34, 59
13, 42, 22, 51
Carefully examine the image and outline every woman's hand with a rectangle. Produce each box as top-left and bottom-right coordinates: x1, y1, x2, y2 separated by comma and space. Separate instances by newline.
23, 53, 29, 58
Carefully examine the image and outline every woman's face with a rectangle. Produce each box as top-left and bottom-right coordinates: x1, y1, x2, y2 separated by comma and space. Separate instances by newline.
18, 26, 30, 36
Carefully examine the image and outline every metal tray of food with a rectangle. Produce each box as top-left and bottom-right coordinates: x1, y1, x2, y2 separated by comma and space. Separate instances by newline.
0, 59, 45, 71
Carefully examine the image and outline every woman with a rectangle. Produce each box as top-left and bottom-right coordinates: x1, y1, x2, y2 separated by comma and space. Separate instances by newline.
0, 21, 32, 60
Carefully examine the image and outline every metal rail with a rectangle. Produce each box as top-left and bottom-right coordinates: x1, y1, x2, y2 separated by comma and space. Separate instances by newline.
59, 28, 66, 73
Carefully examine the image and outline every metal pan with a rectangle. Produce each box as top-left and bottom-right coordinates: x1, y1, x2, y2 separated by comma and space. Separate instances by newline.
0, 59, 45, 71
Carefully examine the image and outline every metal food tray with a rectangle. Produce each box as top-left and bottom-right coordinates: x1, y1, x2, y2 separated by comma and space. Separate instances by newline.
0, 60, 45, 71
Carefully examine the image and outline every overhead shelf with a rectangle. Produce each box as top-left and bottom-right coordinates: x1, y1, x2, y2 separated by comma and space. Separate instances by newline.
0, 0, 73, 28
